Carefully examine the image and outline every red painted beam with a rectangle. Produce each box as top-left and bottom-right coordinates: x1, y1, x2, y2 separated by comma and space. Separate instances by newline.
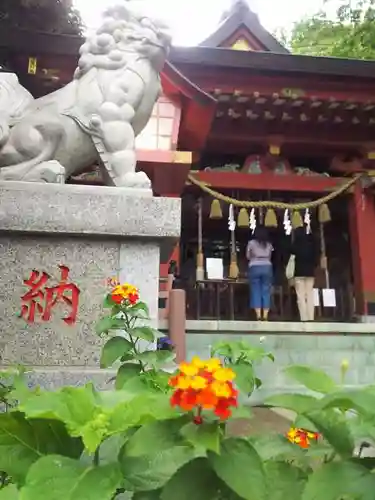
209, 124, 375, 147
190, 171, 348, 193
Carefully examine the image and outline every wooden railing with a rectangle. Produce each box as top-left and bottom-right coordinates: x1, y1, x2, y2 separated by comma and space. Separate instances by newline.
185, 280, 355, 322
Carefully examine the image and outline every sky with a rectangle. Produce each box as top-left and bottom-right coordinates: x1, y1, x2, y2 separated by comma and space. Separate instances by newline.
73, 0, 327, 46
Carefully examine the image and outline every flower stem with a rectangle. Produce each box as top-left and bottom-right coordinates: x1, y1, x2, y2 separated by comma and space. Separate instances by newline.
93, 446, 100, 466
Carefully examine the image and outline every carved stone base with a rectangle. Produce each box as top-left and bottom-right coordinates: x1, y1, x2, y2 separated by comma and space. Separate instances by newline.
0, 182, 180, 387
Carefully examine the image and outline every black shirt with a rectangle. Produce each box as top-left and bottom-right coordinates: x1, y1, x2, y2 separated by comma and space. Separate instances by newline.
291, 234, 319, 278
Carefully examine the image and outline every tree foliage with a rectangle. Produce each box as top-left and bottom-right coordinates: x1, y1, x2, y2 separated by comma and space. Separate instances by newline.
289, 0, 375, 60
0, 0, 83, 35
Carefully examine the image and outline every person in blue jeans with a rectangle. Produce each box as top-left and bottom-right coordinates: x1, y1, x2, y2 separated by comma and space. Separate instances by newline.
246, 226, 273, 321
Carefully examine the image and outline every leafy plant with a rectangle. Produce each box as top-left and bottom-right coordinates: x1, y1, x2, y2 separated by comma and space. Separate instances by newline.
96, 281, 175, 393
2, 280, 375, 499
211, 340, 274, 396
0, 365, 30, 490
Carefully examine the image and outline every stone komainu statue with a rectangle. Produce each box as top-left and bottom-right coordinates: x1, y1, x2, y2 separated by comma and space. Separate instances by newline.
0, 3, 171, 188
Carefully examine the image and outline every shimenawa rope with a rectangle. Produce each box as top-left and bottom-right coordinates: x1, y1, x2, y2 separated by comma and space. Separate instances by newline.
187, 173, 362, 210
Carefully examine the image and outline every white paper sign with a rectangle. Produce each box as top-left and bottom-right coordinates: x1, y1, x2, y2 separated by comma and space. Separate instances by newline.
322, 288, 336, 307
206, 258, 224, 280
313, 288, 320, 307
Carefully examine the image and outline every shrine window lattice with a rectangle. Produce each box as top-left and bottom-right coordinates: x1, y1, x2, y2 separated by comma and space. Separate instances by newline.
135, 98, 177, 151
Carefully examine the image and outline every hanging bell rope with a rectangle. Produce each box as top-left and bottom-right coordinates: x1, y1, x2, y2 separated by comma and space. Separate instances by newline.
187, 173, 362, 211
228, 204, 239, 279
196, 198, 205, 281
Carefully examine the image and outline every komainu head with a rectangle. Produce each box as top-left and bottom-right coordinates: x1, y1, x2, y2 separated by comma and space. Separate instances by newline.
75, 2, 172, 78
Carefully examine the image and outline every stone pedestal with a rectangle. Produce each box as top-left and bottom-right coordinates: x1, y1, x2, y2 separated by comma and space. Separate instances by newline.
0, 181, 180, 388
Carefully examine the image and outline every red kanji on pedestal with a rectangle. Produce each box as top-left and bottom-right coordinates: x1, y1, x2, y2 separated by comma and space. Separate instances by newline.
20, 265, 80, 325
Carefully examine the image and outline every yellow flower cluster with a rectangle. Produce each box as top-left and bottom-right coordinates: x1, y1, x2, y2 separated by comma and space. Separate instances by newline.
110, 282, 139, 305
176, 357, 236, 398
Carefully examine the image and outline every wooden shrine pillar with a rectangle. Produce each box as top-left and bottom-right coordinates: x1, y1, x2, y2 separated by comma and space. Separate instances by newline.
348, 183, 375, 317
158, 193, 181, 319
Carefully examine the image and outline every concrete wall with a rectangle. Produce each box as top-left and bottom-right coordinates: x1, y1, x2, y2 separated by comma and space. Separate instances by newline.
186, 331, 375, 403
0, 181, 181, 389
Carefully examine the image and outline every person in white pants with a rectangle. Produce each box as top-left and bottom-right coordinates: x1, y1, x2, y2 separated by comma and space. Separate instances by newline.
291, 227, 319, 322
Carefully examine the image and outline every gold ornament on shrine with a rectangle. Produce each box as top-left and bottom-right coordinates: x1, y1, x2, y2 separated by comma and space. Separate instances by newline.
209, 199, 223, 219
269, 144, 280, 156
292, 211, 303, 228
265, 208, 278, 227
237, 208, 249, 227
318, 203, 331, 223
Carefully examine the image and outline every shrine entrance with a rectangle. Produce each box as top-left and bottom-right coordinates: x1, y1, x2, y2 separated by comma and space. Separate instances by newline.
179, 189, 354, 322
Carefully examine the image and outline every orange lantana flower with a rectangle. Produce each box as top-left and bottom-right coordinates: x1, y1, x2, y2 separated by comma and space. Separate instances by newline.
286, 427, 320, 449
169, 357, 238, 424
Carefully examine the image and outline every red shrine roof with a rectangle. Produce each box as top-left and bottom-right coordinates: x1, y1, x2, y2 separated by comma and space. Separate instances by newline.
161, 61, 217, 150
199, 0, 289, 54
170, 46, 375, 81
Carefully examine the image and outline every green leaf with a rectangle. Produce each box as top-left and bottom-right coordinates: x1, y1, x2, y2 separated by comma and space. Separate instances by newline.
154, 350, 176, 365
347, 415, 375, 443
125, 418, 186, 457
107, 393, 178, 435
208, 438, 267, 500
293, 415, 319, 433
127, 302, 150, 319
265, 461, 306, 500
129, 327, 157, 343
180, 422, 221, 454
20, 455, 122, 500
17, 385, 108, 453
100, 337, 133, 368
301, 461, 375, 500
120, 447, 196, 492
0, 412, 83, 485
96, 316, 125, 335
161, 458, 220, 500
250, 434, 306, 462
266, 394, 318, 414
230, 363, 255, 395
318, 389, 375, 417
255, 377, 262, 389
133, 492, 161, 500
136, 350, 176, 368
98, 434, 130, 465
303, 409, 354, 458
18, 384, 97, 424
115, 364, 142, 390
96, 316, 115, 335
351, 457, 375, 470
229, 405, 253, 420
0, 485, 19, 500
283, 365, 337, 394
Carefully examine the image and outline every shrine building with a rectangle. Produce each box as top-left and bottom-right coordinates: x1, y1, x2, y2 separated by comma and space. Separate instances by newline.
3, 0, 375, 332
